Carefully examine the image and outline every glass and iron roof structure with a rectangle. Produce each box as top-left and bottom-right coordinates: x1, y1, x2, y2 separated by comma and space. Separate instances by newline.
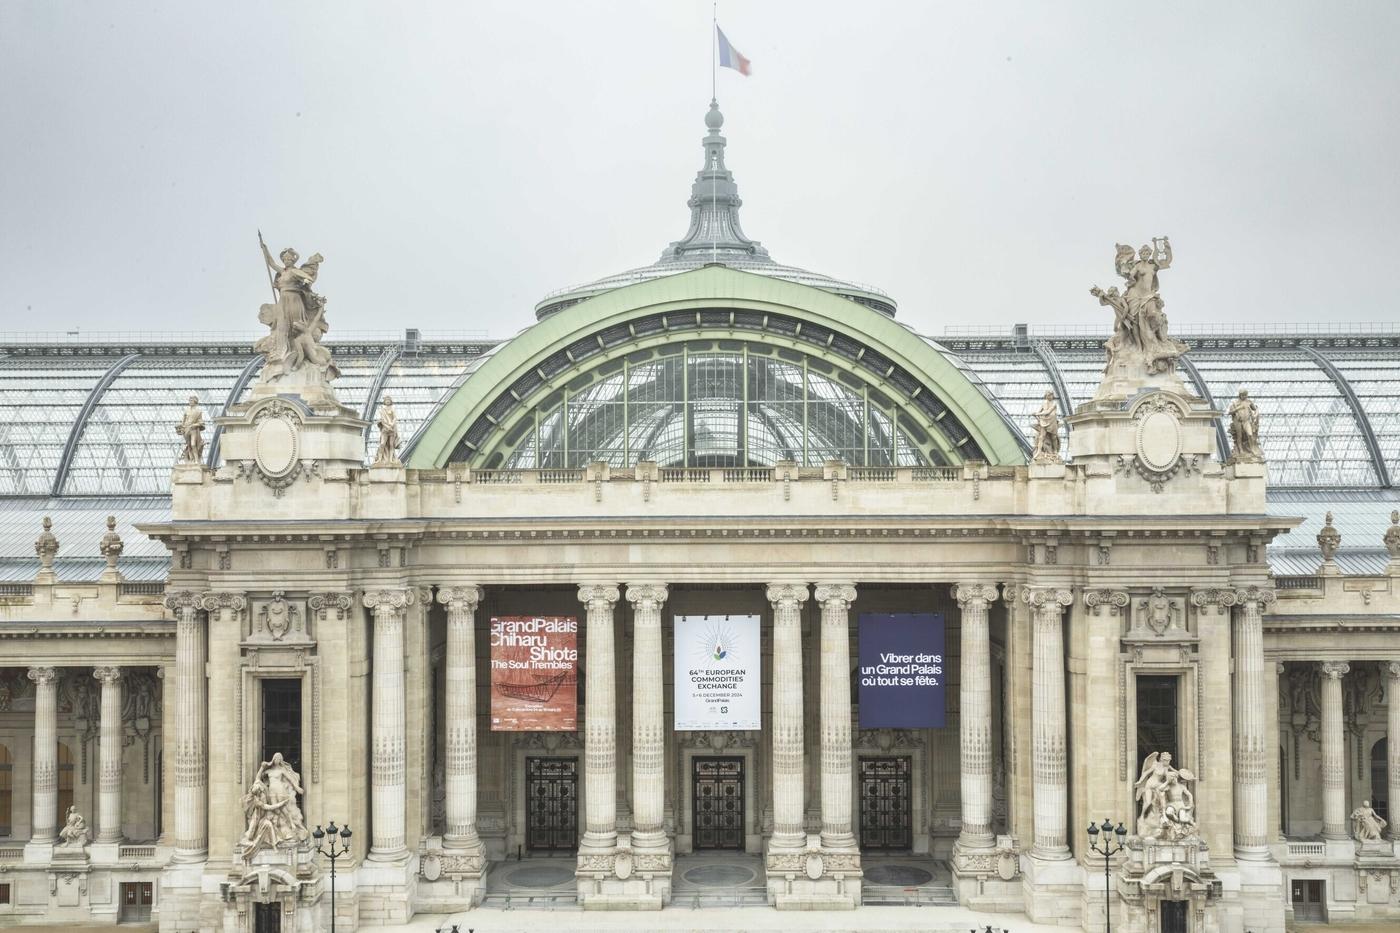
2, 101, 1395, 581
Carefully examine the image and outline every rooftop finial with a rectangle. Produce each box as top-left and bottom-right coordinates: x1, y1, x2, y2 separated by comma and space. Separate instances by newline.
705, 98, 724, 132
660, 100, 768, 262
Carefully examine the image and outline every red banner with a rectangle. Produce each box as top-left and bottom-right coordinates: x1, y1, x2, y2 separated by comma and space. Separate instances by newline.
489, 615, 578, 731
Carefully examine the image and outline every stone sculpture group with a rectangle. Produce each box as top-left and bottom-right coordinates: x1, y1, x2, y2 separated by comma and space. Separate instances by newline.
255, 234, 339, 386
1090, 237, 1189, 378
1133, 752, 1197, 841
238, 753, 307, 857
59, 805, 90, 848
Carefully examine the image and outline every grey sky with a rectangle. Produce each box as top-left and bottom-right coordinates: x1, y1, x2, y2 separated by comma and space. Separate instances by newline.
2, 1, 1397, 339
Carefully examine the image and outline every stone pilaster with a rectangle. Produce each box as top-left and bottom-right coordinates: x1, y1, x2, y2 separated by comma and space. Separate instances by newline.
1389, 662, 1400, 842
1232, 586, 1276, 858
364, 587, 415, 859
93, 666, 124, 844
954, 583, 999, 851
578, 584, 620, 854
1318, 660, 1350, 840
165, 590, 207, 861
1023, 586, 1073, 860
766, 583, 809, 852
814, 583, 857, 852
626, 583, 669, 855
28, 666, 58, 845
438, 585, 484, 854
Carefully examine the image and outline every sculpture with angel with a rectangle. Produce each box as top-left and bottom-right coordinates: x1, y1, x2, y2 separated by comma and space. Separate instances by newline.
1134, 751, 1198, 840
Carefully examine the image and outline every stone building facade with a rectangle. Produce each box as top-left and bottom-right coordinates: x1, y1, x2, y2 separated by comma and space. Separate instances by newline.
0, 103, 1398, 932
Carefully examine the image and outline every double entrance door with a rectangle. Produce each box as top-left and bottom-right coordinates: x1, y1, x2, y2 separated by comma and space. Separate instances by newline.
526, 757, 578, 851
859, 756, 913, 850
693, 757, 745, 850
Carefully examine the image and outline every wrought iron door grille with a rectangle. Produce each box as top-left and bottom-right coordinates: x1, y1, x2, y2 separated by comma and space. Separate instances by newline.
526, 757, 578, 851
859, 756, 912, 850
692, 757, 745, 850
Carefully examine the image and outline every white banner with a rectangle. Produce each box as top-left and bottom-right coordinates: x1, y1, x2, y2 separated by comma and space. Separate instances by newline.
674, 614, 761, 731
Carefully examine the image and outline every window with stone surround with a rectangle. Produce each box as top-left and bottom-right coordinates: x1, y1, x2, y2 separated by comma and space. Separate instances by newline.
1135, 674, 1179, 767
0, 744, 10, 836
56, 742, 74, 825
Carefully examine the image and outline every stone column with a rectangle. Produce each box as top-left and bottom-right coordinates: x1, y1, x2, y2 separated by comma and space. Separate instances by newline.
94, 666, 124, 844
1232, 586, 1276, 858
438, 586, 484, 852
578, 584, 620, 853
955, 583, 1000, 851
364, 588, 415, 859
766, 584, 809, 851
165, 591, 207, 860
1386, 662, 1400, 841
1023, 586, 1073, 859
28, 667, 58, 844
1318, 661, 1350, 840
626, 583, 669, 853
813, 584, 857, 851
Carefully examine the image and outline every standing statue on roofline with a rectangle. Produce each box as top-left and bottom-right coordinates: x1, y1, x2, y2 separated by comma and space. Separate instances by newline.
255, 230, 339, 388
1227, 388, 1264, 463
1031, 390, 1063, 463
1090, 237, 1189, 384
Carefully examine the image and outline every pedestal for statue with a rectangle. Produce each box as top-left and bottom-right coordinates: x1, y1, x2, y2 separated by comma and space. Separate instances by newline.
1113, 836, 1229, 933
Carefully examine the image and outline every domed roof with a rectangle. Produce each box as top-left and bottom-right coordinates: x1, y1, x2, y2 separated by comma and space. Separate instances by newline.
535, 100, 896, 319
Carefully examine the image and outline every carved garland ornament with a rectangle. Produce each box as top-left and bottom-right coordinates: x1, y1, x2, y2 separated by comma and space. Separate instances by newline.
233, 400, 322, 497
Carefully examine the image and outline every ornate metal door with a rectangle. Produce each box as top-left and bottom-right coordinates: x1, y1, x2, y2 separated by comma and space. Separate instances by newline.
859, 756, 912, 850
1159, 899, 1188, 933
254, 902, 281, 933
692, 757, 745, 850
526, 757, 578, 851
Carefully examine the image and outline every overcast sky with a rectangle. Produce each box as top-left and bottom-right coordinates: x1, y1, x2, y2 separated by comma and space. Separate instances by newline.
2, 1, 1397, 340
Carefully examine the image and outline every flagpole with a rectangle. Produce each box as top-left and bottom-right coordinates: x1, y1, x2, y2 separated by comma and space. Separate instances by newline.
711, 1, 717, 264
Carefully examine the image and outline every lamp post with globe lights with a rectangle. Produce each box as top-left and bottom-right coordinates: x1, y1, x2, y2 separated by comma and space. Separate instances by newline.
1087, 818, 1127, 933
312, 821, 352, 933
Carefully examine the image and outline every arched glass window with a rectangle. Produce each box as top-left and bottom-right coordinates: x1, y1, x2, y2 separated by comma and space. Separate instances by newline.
0, 745, 11, 836
57, 742, 74, 824
504, 345, 932, 470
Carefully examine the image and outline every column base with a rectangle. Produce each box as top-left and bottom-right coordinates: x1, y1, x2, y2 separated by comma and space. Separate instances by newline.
417, 837, 489, 911
952, 835, 1024, 911
1020, 849, 1082, 926
157, 859, 209, 933
357, 852, 416, 926
764, 834, 862, 909
576, 833, 672, 909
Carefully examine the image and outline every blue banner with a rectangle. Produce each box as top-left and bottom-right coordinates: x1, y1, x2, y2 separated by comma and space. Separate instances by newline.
857, 613, 945, 729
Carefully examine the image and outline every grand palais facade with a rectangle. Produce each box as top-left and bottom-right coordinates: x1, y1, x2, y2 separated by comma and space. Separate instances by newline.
1, 102, 1399, 933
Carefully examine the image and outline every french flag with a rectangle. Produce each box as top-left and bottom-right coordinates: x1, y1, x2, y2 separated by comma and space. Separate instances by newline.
716, 26, 751, 76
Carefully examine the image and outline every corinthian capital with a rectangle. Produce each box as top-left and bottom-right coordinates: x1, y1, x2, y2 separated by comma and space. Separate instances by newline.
362, 588, 415, 614
765, 583, 809, 609
577, 584, 620, 609
1021, 586, 1073, 611
1234, 585, 1277, 610
1083, 589, 1129, 615
308, 591, 355, 618
625, 583, 669, 610
952, 583, 999, 608
436, 585, 483, 611
1319, 660, 1350, 680
814, 583, 857, 609
93, 666, 123, 686
197, 592, 246, 614
1190, 588, 1238, 611
163, 590, 201, 614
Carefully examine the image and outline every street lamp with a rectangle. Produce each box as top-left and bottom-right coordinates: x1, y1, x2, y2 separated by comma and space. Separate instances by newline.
312, 821, 352, 933
1087, 818, 1127, 933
